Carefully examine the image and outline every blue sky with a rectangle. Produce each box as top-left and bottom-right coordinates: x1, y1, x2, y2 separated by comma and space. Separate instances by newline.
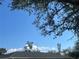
0, 0, 76, 50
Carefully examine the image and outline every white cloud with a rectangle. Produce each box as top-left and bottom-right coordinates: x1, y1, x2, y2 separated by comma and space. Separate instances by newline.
6, 48, 24, 54
25, 44, 56, 52
32, 44, 38, 51
38, 46, 56, 52
5, 44, 56, 54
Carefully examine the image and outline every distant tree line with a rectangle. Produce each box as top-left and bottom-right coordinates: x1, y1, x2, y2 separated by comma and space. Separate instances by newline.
0, 48, 6, 55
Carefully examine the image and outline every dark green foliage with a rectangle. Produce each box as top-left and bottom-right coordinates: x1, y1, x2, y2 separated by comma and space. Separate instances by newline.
0, 0, 2, 5
26, 41, 33, 50
10, 0, 79, 39
74, 40, 79, 50
0, 2, 1, 4
33, 1, 79, 39
11, 0, 51, 11
69, 51, 79, 59
0, 48, 7, 55
57, 43, 61, 54
63, 49, 70, 55
68, 40, 79, 59
58, 0, 79, 5
10, 0, 79, 10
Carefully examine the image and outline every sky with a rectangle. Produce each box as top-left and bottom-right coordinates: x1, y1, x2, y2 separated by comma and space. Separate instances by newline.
0, 0, 76, 51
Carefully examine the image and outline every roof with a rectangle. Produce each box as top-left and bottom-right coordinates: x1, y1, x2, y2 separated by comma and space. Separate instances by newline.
0, 51, 72, 59
0, 54, 11, 58
9, 51, 70, 58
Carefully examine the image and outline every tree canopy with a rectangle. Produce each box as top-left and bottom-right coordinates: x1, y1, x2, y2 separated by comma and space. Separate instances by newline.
68, 40, 79, 59
25, 41, 33, 50
10, 0, 79, 39
0, 0, 2, 4
0, 48, 7, 55
1, 0, 79, 39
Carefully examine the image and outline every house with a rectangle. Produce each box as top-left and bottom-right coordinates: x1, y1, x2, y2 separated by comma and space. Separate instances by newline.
0, 50, 72, 59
